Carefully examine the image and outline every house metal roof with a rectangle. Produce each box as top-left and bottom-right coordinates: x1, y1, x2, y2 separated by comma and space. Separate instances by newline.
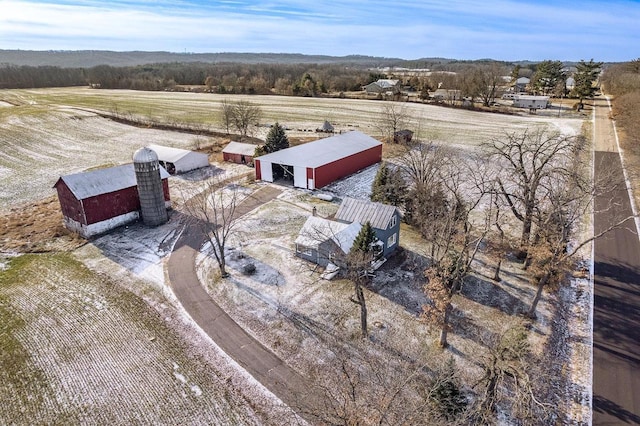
55, 163, 169, 200
295, 215, 362, 253
375, 79, 399, 88
148, 144, 206, 164
334, 197, 397, 230
222, 141, 258, 157
255, 131, 381, 168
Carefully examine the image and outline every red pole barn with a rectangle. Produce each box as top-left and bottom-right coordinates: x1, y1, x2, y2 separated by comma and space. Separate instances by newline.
254, 131, 382, 190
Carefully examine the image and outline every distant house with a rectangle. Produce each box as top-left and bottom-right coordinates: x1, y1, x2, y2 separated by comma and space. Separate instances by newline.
334, 198, 400, 258
294, 215, 362, 267
513, 95, 549, 110
54, 164, 171, 238
565, 77, 575, 91
222, 141, 257, 165
148, 144, 209, 174
364, 79, 401, 94
514, 77, 531, 93
393, 129, 413, 144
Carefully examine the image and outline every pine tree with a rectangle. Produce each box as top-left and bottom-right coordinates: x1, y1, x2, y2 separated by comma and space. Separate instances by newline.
351, 221, 377, 255
570, 59, 603, 109
264, 122, 289, 153
371, 163, 390, 203
371, 163, 407, 207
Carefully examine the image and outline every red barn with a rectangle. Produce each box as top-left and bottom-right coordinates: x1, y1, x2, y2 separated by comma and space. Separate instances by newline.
222, 141, 257, 165
54, 164, 170, 238
254, 131, 382, 190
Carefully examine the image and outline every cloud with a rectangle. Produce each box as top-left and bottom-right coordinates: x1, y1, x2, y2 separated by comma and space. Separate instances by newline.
0, 0, 638, 61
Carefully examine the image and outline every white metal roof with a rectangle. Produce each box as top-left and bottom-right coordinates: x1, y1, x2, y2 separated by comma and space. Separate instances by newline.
148, 144, 207, 164
222, 141, 258, 156
334, 197, 397, 230
255, 131, 381, 168
295, 215, 362, 253
56, 163, 169, 200
514, 95, 549, 101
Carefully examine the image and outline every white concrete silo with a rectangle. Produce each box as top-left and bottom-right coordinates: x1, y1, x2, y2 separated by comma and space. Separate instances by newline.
133, 147, 168, 226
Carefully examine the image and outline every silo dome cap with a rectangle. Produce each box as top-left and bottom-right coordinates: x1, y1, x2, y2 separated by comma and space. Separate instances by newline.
133, 147, 159, 163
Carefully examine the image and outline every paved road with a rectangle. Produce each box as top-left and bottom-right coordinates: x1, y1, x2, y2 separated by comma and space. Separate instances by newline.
593, 97, 640, 424
167, 186, 316, 415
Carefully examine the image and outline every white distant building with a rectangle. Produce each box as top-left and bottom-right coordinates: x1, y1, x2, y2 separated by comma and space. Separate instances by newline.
148, 144, 209, 174
513, 95, 549, 109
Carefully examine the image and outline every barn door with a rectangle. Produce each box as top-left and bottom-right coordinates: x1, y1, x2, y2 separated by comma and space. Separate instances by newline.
261, 161, 273, 182
293, 166, 306, 188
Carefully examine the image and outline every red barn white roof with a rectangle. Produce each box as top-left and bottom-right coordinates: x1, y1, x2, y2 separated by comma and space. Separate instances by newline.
56, 164, 170, 200
222, 141, 258, 156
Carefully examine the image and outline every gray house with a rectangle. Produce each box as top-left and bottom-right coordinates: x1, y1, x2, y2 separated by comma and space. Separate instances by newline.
295, 216, 362, 267
334, 198, 400, 258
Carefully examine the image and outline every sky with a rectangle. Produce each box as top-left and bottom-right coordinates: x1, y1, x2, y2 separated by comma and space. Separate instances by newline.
1, 0, 638, 62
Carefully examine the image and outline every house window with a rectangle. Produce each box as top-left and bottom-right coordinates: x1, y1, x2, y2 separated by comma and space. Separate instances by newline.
387, 233, 397, 248
388, 215, 397, 229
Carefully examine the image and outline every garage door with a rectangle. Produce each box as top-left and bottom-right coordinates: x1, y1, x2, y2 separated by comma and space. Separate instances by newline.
293, 166, 306, 188
260, 161, 273, 182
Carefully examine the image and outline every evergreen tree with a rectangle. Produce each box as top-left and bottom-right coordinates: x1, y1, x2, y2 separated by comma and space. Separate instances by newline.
570, 59, 603, 109
371, 163, 407, 207
371, 163, 390, 203
431, 357, 467, 420
531, 60, 566, 96
264, 122, 289, 153
351, 221, 377, 255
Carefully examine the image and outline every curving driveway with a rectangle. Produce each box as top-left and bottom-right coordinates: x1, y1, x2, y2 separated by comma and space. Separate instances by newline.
167, 186, 313, 413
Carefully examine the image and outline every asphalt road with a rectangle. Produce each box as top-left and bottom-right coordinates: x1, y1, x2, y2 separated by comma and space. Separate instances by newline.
167, 186, 319, 417
592, 97, 640, 424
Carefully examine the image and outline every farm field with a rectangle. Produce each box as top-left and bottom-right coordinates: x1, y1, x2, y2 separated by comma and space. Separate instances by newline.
0, 87, 590, 424
0, 253, 285, 425
0, 87, 584, 211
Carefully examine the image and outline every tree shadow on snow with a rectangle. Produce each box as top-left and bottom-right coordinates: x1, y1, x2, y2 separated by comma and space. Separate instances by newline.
459, 275, 529, 316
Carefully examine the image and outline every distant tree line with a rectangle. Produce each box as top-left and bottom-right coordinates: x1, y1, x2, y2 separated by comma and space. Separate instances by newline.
601, 59, 640, 154
0, 65, 87, 89
0, 62, 380, 93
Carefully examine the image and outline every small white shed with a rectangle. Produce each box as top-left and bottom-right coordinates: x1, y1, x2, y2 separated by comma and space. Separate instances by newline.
148, 144, 209, 174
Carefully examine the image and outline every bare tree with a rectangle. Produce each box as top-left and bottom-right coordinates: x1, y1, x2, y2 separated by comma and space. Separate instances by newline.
420, 153, 493, 347
377, 102, 409, 143
220, 98, 234, 134
183, 176, 241, 278
484, 128, 584, 252
471, 323, 552, 424
220, 99, 262, 139
299, 340, 469, 425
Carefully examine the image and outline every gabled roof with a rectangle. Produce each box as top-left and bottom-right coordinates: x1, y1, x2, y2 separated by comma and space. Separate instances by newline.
255, 131, 381, 168
222, 141, 258, 156
148, 144, 206, 163
374, 79, 399, 88
515, 77, 531, 84
55, 164, 169, 200
295, 215, 362, 253
334, 198, 397, 230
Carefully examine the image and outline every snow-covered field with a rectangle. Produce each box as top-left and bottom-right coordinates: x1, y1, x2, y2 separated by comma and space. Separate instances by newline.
0, 88, 590, 423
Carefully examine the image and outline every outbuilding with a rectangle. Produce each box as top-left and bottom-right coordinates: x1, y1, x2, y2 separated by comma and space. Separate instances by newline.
254, 131, 382, 190
148, 144, 209, 174
54, 164, 171, 238
512, 95, 549, 110
222, 141, 257, 165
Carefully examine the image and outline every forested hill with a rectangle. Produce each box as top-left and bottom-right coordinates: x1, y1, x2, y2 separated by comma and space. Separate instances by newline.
0, 50, 409, 68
